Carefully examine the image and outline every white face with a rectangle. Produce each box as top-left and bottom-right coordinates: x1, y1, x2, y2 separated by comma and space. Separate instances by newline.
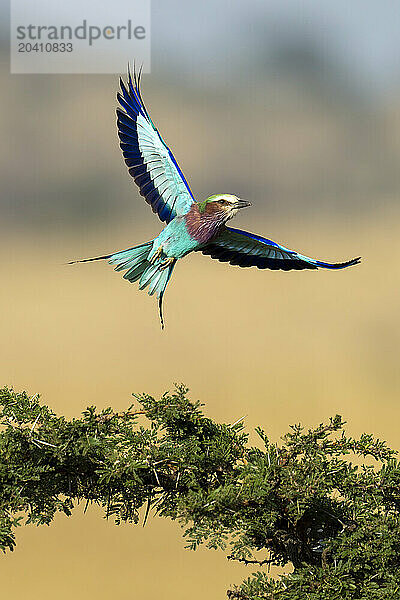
201, 194, 251, 221
211, 194, 242, 218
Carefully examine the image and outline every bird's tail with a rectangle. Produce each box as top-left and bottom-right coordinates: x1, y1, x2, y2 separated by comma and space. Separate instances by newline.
69, 241, 175, 329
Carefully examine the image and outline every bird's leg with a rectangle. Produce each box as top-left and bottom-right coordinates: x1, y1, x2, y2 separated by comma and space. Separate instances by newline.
150, 245, 164, 264
160, 257, 175, 271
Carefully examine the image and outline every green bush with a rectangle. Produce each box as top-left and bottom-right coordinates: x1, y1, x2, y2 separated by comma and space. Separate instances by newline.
1, 385, 400, 599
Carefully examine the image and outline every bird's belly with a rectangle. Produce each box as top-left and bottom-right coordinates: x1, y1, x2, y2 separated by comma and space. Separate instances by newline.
154, 220, 199, 259
163, 235, 198, 258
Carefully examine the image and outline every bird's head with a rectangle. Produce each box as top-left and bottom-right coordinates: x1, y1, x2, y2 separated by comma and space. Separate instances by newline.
197, 194, 251, 222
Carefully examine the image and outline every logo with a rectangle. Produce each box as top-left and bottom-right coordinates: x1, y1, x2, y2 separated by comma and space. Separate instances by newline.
11, 0, 151, 74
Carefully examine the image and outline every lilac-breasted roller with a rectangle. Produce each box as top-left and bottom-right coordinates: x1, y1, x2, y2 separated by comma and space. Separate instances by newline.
71, 67, 360, 328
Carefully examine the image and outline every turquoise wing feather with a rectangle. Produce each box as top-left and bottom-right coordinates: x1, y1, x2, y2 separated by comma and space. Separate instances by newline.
201, 226, 361, 270
117, 66, 195, 223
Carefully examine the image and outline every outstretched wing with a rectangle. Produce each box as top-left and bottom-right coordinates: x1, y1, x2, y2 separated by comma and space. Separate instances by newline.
117, 66, 195, 223
200, 226, 361, 271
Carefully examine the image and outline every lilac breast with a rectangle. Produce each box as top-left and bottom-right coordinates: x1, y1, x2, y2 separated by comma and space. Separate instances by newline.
184, 205, 226, 245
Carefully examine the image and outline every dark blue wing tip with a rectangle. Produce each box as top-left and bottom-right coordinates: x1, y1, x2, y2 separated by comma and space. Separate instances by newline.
316, 256, 362, 269
117, 64, 148, 120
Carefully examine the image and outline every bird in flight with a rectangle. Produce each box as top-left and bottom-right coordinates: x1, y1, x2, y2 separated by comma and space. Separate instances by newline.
71, 66, 360, 328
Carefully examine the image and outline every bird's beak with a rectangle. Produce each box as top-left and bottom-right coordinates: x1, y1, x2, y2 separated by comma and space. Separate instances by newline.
235, 199, 252, 209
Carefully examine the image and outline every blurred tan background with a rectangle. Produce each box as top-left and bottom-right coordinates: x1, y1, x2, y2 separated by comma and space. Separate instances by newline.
1, 1, 400, 598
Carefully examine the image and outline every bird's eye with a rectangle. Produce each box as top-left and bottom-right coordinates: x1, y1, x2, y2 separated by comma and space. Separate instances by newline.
219, 199, 228, 205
